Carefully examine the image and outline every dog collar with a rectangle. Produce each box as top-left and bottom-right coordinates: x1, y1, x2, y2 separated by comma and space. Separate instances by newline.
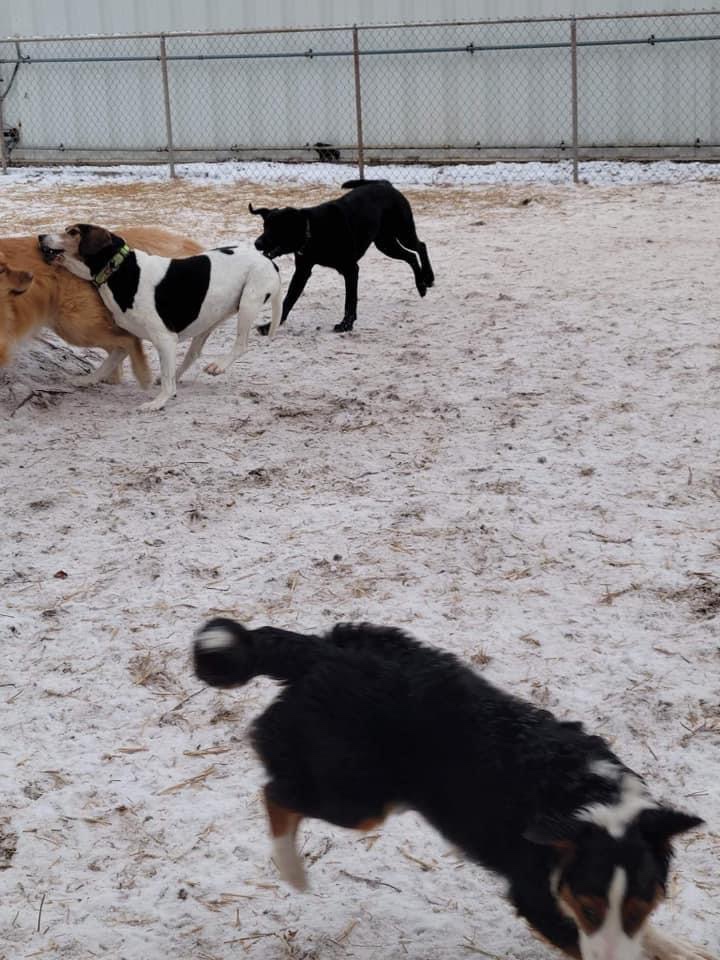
92, 243, 131, 288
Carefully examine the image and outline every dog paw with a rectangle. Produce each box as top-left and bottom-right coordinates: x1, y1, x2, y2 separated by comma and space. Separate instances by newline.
138, 397, 169, 413
70, 374, 100, 388
417, 283, 427, 297
203, 362, 226, 377
271, 833, 310, 892
333, 319, 354, 333
284, 864, 309, 893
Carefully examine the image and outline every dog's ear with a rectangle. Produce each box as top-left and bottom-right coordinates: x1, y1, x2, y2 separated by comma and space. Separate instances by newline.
248, 203, 269, 219
77, 225, 113, 257
636, 808, 704, 846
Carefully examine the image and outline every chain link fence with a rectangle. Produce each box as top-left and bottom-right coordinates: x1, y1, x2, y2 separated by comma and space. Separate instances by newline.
1, 12, 720, 184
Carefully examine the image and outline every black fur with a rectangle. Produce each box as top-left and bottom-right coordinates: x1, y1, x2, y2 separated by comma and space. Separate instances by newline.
79, 232, 141, 314
154, 256, 212, 333
250, 179, 434, 333
105, 252, 141, 314
194, 619, 704, 955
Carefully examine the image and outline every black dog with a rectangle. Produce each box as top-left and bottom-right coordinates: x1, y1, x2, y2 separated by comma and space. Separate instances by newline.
250, 179, 434, 333
193, 618, 712, 960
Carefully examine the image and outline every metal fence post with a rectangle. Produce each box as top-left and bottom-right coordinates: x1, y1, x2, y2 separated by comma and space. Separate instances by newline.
159, 34, 177, 178
352, 25, 366, 179
570, 17, 580, 184
0, 92, 8, 174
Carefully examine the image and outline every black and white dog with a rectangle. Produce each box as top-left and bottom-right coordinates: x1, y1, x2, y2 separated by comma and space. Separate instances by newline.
250, 179, 434, 333
38, 225, 281, 411
193, 619, 715, 960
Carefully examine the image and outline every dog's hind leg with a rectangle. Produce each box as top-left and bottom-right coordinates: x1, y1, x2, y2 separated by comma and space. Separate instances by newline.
71, 347, 127, 387
263, 784, 308, 891
414, 238, 434, 289
392, 201, 435, 289
138, 330, 178, 412
176, 328, 215, 382
374, 235, 430, 298
204, 310, 253, 377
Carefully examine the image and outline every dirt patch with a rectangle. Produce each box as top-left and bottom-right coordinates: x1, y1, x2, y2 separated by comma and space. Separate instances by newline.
661, 573, 720, 620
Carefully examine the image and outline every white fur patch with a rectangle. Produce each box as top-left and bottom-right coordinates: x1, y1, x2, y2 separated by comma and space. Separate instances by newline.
578, 868, 644, 960
272, 833, 308, 892
579, 772, 657, 838
195, 626, 235, 651
589, 759, 624, 782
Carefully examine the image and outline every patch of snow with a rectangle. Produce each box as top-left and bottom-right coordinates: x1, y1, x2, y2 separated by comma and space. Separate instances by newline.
2, 157, 720, 189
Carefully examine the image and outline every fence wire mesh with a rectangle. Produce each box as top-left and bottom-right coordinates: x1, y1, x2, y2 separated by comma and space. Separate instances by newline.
576, 13, 720, 156
1, 12, 720, 183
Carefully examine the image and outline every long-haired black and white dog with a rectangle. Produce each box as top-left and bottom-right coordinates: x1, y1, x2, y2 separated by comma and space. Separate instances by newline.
193, 619, 714, 960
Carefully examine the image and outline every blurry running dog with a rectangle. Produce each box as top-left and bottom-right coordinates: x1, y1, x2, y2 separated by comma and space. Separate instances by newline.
40, 224, 281, 411
193, 618, 714, 960
250, 179, 434, 333
0, 228, 201, 385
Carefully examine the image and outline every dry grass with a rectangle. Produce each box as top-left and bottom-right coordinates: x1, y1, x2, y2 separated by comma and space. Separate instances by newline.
5, 175, 572, 238
660, 573, 720, 621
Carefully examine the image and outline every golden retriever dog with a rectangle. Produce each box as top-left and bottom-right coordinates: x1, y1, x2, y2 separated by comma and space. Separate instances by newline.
0, 227, 201, 387
0, 253, 35, 306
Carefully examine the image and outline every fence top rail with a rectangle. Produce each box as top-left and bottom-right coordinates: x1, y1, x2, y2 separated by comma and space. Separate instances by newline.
2, 9, 720, 46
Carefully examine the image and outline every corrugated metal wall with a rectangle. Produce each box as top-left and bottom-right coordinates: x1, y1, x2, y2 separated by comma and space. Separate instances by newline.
0, 0, 713, 38
1, 4, 719, 165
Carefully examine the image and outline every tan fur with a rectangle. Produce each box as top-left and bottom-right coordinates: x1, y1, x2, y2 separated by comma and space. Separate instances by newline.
0, 227, 202, 385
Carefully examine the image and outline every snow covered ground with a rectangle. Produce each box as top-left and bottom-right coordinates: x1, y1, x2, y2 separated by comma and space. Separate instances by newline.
1, 168, 718, 960
3, 156, 720, 188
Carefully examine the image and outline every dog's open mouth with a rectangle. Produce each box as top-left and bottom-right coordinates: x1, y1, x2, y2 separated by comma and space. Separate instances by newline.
39, 245, 64, 264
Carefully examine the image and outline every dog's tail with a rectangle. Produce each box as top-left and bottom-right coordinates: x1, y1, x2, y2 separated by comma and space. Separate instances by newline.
194, 618, 324, 688
341, 178, 391, 189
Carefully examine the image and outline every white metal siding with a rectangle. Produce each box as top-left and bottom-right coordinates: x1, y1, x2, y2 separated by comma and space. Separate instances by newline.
1, 3, 719, 162
0, 0, 714, 38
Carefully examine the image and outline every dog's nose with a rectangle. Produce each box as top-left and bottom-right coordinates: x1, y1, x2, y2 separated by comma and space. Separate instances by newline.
254, 238, 263, 250
38, 234, 46, 244
20, 271, 33, 284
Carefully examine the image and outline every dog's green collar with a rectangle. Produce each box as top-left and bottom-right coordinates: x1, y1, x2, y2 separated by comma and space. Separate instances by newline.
92, 243, 131, 288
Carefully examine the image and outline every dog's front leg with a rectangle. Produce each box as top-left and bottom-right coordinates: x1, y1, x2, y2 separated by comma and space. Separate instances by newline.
335, 263, 358, 333
139, 331, 178, 412
258, 258, 312, 335
644, 926, 718, 960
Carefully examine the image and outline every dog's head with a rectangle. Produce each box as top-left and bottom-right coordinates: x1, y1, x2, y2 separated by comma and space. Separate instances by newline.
0, 252, 35, 365
38, 224, 120, 280
0, 252, 34, 299
249, 203, 308, 259
525, 794, 703, 960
